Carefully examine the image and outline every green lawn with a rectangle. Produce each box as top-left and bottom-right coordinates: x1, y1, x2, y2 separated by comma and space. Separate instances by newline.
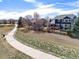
0, 24, 33, 59
15, 29, 79, 59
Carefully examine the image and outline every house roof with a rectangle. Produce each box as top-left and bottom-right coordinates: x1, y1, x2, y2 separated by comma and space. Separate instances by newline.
54, 14, 76, 20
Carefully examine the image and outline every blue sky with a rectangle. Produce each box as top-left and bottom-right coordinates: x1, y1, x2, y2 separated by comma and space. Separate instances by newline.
0, 0, 79, 19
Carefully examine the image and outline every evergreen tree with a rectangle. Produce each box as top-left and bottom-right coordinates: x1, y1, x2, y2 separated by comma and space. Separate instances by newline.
72, 16, 79, 38
18, 17, 23, 28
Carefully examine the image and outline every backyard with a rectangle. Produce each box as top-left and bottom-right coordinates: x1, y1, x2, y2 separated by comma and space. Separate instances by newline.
0, 24, 33, 59
15, 29, 79, 59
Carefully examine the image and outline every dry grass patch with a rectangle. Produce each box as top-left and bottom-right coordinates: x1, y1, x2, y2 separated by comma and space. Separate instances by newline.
0, 24, 33, 59
16, 29, 79, 59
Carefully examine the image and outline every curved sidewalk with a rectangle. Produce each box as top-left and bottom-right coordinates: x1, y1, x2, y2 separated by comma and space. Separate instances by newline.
5, 24, 60, 59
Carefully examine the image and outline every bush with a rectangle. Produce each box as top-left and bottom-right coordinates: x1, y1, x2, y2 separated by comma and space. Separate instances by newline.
67, 31, 72, 36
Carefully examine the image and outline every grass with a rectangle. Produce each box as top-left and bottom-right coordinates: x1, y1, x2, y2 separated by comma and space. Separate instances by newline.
0, 24, 33, 59
15, 29, 79, 59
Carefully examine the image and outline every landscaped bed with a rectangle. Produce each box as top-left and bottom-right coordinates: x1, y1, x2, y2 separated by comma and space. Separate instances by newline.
0, 24, 33, 59
15, 29, 79, 59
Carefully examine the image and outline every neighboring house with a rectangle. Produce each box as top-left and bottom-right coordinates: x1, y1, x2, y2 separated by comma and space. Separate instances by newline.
0, 19, 17, 24
0, 20, 9, 24
0, 20, 5, 24
51, 14, 77, 31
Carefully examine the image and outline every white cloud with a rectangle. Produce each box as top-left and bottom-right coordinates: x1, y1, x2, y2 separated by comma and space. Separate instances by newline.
23, 0, 44, 8
69, 0, 79, 7
0, 3, 79, 19
0, 0, 78, 19
56, 0, 79, 7
24, 0, 37, 3
36, 4, 55, 8
0, 7, 61, 19
20, 7, 62, 16
23, 0, 55, 11
59, 9, 79, 15
0, 11, 20, 19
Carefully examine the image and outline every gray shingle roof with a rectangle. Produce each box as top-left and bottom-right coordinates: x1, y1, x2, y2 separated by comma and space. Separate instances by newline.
54, 14, 76, 19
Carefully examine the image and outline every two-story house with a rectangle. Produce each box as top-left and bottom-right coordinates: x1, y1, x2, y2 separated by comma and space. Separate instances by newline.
51, 14, 77, 31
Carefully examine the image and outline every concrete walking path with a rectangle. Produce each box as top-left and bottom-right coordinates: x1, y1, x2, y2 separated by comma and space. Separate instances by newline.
5, 24, 60, 59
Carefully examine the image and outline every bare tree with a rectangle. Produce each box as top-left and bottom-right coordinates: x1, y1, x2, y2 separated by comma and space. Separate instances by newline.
34, 12, 40, 20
